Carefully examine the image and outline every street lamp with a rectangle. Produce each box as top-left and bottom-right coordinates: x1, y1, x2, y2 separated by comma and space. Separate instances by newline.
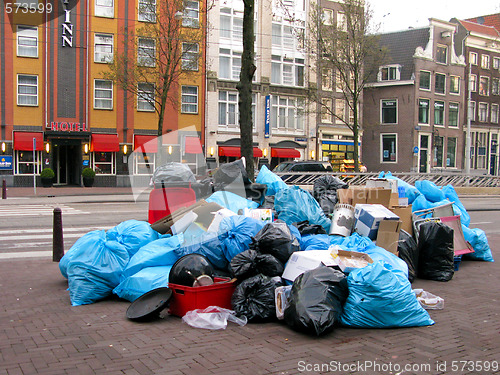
465, 61, 472, 176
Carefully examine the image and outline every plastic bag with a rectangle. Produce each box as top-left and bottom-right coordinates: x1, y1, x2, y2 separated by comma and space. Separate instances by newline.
397, 230, 419, 283
229, 250, 284, 280
256, 165, 288, 196
174, 231, 228, 270
284, 267, 348, 336
413, 289, 444, 310
417, 221, 454, 281
60, 230, 101, 279
213, 159, 252, 190
113, 265, 172, 302
249, 221, 300, 264
151, 162, 197, 185
313, 175, 348, 216
415, 180, 446, 203
206, 191, 259, 214
293, 220, 327, 236
379, 172, 421, 204
275, 285, 292, 320
300, 234, 332, 251
182, 306, 247, 330
218, 215, 266, 261
231, 274, 277, 322
105, 220, 159, 257
274, 186, 332, 232
341, 262, 434, 328
462, 226, 494, 262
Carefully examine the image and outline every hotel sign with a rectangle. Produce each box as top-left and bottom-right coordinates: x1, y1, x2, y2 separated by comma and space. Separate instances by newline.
47, 122, 88, 131
61, 0, 73, 47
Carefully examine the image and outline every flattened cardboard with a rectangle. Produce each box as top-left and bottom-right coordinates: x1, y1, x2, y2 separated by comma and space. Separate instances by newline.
389, 205, 413, 236
338, 187, 392, 207
376, 219, 402, 254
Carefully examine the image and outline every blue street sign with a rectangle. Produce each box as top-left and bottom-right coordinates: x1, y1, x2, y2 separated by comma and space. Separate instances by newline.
413, 146, 419, 154
0, 155, 13, 170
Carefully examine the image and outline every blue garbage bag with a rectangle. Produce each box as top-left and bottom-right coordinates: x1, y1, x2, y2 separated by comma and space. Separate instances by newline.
415, 180, 446, 203
113, 266, 172, 302
60, 230, 101, 279
441, 185, 471, 227
61, 230, 130, 306
206, 191, 259, 213
379, 172, 421, 204
256, 165, 288, 196
174, 231, 228, 270
462, 225, 494, 262
340, 262, 434, 328
121, 234, 183, 281
301, 234, 331, 250
218, 215, 266, 261
105, 220, 159, 257
274, 186, 331, 232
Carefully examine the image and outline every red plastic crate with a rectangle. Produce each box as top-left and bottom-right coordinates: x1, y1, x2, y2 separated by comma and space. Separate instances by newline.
148, 186, 196, 224
168, 277, 236, 317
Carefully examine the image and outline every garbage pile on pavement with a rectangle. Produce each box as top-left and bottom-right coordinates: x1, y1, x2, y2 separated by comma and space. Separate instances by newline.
59, 161, 494, 336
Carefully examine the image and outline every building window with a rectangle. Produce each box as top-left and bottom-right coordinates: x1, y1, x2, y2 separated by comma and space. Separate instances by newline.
478, 102, 488, 122
271, 55, 305, 87
381, 134, 397, 162
433, 135, 444, 168
15, 151, 41, 175
381, 99, 397, 124
322, 8, 333, 25
469, 101, 476, 121
419, 71, 431, 90
493, 57, 500, 70
378, 65, 400, 81
470, 52, 478, 65
436, 45, 447, 64
17, 74, 38, 106
481, 54, 490, 69
137, 83, 155, 111
92, 152, 115, 174
435, 73, 446, 94
270, 96, 305, 133
418, 98, 430, 124
491, 104, 499, 124
138, 0, 156, 22
448, 103, 459, 127
94, 79, 113, 109
272, 23, 295, 49
220, 7, 243, 41
182, 42, 199, 71
492, 78, 499, 95
219, 49, 241, 80
447, 137, 456, 167
434, 101, 445, 126
336, 11, 346, 31
476, 132, 487, 169
134, 153, 155, 175
95, 0, 114, 18
181, 86, 198, 113
137, 38, 155, 67
470, 74, 477, 92
321, 68, 333, 91
17, 26, 38, 57
94, 33, 113, 63
479, 76, 489, 96
321, 98, 332, 123
218, 91, 256, 128
183, 0, 199, 28
449, 75, 460, 94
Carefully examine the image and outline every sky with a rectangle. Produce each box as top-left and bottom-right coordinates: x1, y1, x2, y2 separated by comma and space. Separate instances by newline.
368, 0, 500, 33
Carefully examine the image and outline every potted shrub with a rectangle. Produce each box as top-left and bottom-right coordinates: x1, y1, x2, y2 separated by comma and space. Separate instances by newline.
82, 167, 96, 187
40, 168, 55, 188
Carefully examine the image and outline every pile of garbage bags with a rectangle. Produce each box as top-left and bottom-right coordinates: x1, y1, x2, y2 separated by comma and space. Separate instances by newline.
59, 162, 492, 337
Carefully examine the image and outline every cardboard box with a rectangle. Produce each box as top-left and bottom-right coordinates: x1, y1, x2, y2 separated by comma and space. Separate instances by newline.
376, 219, 402, 254
334, 249, 374, 273
366, 178, 398, 193
354, 204, 400, 239
282, 250, 338, 282
338, 187, 393, 207
389, 205, 413, 236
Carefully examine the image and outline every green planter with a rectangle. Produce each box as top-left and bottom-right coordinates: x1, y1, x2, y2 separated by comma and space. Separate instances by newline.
82, 168, 96, 187
40, 168, 55, 188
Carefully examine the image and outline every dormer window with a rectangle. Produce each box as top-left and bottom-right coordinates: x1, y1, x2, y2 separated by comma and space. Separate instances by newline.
378, 65, 401, 82
436, 45, 447, 64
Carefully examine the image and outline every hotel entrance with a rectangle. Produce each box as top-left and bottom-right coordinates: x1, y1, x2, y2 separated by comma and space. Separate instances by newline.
50, 138, 83, 186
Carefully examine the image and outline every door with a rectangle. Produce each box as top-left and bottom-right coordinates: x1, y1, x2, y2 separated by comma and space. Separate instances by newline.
53, 140, 82, 185
419, 134, 430, 173
490, 137, 498, 175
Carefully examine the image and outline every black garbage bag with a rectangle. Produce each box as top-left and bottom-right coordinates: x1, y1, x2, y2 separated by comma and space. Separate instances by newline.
231, 274, 277, 322
151, 163, 196, 186
397, 230, 419, 283
284, 267, 348, 336
293, 220, 327, 236
313, 176, 349, 215
213, 159, 252, 192
260, 195, 275, 209
249, 221, 300, 264
229, 250, 284, 280
417, 222, 454, 282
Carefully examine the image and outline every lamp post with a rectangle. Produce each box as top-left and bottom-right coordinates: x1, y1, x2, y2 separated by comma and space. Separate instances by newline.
465, 61, 472, 177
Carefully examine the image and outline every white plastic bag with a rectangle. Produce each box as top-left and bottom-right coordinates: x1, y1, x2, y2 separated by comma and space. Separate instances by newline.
413, 289, 444, 310
275, 285, 292, 320
181, 306, 247, 330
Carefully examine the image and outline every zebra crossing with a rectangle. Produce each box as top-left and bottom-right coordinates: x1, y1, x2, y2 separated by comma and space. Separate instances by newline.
0, 204, 90, 217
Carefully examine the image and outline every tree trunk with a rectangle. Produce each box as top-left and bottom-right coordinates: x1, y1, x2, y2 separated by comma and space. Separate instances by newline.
238, 0, 256, 181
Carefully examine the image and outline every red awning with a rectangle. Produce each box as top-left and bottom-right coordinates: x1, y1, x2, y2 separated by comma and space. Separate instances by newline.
271, 148, 301, 158
90, 134, 119, 152
134, 135, 158, 153
13, 132, 44, 151
185, 136, 203, 154
218, 146, 263, 157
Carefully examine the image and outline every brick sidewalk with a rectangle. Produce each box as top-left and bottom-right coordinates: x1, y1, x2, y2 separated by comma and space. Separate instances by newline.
1, 234, 499, 375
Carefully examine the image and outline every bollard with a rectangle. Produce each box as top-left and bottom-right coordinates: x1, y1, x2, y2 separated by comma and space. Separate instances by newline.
53, 207, 64, 262
2, 179, 6, 199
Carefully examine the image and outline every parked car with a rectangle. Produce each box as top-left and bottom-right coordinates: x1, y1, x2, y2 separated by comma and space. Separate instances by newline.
273, 161, 333, 172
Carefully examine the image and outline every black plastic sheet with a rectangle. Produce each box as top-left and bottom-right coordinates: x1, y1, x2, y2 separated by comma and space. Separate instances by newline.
397, 230, 419, 283
249, 221, 300, 264
229, 250, 283, 280
231, 274, 276, 322
313, 176, 349, 215
417, 222, 454, 282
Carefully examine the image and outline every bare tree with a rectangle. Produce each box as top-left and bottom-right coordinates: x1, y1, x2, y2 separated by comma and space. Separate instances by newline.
306, 0, 386, 172
103, 0, 205, 139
